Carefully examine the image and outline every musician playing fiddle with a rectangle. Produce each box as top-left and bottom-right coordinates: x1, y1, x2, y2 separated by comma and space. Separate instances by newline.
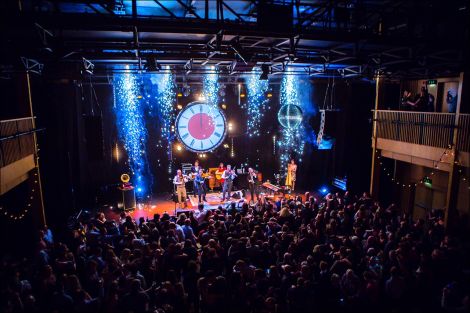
173, 169, 188, 209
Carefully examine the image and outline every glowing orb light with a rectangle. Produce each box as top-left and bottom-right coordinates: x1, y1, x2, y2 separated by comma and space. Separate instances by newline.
277, 104, 303, 129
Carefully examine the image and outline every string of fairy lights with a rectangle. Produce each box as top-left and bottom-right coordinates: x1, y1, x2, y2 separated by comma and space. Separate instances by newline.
0, 169, 39, 222
376, 145, 470, 190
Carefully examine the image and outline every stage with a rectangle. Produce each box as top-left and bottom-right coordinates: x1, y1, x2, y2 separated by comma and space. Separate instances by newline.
104, 190, 306, 222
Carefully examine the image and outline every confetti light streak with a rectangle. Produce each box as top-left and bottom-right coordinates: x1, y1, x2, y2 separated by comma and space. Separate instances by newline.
246, 69, 270, 137
114, 73, 152, 197
278, 69, 315, 173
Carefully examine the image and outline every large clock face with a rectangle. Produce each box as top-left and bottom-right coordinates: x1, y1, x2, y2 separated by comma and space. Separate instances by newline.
175, 101, 227, 152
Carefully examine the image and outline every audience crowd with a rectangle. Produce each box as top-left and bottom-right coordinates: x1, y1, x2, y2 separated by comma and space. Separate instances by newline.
1, 191, 469, 313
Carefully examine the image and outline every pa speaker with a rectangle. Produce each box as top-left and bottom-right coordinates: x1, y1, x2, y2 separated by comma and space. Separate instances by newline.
83, 115, 104, 161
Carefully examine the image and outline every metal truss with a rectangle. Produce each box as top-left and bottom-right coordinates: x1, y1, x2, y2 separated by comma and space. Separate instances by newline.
1, 1, 468, 79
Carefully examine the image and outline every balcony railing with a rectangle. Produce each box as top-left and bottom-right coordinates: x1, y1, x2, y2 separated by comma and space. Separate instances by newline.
374, 110, 470, 152
0, 117, 36, 167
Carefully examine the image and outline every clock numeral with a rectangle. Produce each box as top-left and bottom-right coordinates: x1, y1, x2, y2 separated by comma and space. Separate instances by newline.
181, 115, 189, 120
182, 133, 189, 139
209, 139, 214, 145
189, 107, 195, 114
190, 139, 195, 146
214, 132, 221, 137
216, 124, 224, 127
199, 105, 203, 112
179, 125, 187, 128
200, 142, 203, 149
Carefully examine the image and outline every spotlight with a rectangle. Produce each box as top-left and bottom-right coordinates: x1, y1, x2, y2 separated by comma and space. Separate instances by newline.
145, 56, 161, 72
175, 144, 182, 151
221, 103, 227, 109
319, 185, 329, 195
198, 94, 206, 101
228, 122, 234, 132
82, 57, 94, 75
259, 64, 270, 80
223, 143, 229, 148
177, 104, 183, 110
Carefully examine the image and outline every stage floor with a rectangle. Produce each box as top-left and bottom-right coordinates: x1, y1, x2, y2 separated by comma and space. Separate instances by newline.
104, 191, 305, 222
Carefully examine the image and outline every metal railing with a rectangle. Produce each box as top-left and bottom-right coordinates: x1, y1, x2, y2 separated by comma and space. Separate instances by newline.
374, 110, 470, 151
0, 117, 36, 167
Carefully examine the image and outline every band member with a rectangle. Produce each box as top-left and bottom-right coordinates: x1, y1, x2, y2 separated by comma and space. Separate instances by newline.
191, 160, 202, 175
194, 169, 207, 203
285, 159, 298, 191
222, 165, 237, 201
215, 162, 226, 185
247, 167, 259, 203
173, 169, 188, 209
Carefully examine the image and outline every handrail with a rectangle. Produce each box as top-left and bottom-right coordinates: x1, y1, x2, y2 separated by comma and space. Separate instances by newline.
373, 110, 470, 151
0, 116, 35, 123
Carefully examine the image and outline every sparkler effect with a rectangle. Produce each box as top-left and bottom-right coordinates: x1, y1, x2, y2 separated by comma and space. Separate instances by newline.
202, 67, 219, 108
151, 71, 176, 143
245, 69, 270, 136
278, 69, 316, 173
113, 73, 152, 196
150, 69, 176, 179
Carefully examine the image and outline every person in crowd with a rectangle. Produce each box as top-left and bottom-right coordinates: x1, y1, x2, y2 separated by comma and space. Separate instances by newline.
1, 191, 468, 313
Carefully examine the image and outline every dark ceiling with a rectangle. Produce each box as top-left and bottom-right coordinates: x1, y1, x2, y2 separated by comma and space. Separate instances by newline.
1, 0, 469, 80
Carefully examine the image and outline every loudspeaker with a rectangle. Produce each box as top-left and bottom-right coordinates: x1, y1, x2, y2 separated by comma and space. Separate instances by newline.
257, 3, 293, 32
83, 115, 104, 161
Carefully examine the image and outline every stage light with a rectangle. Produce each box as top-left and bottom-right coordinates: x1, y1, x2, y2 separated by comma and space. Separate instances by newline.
198, 94, 206, 101
177, 104, 183, 110
319, 186, 329, 195
260, 64, 270, 80
145, 57, 161, 72
177, 93, 183, 97
228, 122, 234, 132
223, 143, 229, 148
182, 84, 191, 97
240, 93, 246, 98
221, 103, 227, 109
267, 92, 273, 98
176, 144, 182, 151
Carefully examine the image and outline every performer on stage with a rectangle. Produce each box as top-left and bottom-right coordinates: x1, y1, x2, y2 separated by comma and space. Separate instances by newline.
247, 167, 259, 203
285, 159, 298, 191
222, 164, 237, 201
215, 162, 226, 185
194, 168, 207, 203
191, 160, 202, 175
173, 169, 188, 209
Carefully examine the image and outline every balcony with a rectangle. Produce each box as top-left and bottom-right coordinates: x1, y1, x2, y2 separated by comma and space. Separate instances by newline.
0, 117, 37, 195
372, 110, 470, 170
